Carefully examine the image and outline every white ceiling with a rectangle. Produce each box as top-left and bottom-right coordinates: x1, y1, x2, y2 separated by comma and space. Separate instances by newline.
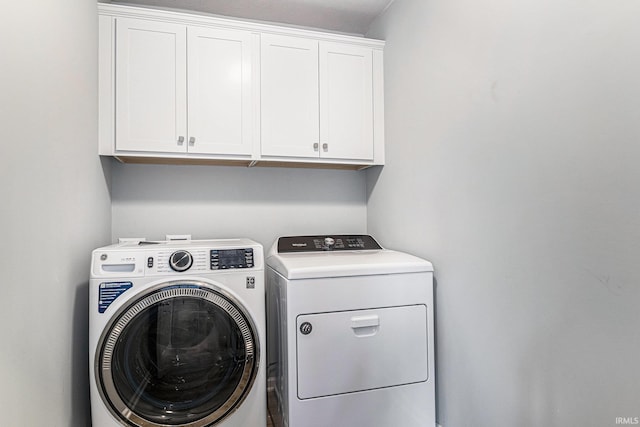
109, 0, 394, 35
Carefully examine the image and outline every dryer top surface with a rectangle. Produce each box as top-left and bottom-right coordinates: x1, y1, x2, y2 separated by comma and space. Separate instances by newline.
267, 247, 433, 279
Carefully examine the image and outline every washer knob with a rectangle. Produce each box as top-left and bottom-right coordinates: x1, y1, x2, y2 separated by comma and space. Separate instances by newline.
169, 250, 193, 272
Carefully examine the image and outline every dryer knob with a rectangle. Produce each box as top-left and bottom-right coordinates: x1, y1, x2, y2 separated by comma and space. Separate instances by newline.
169, 250, 193, 272
323, 237, 335, 250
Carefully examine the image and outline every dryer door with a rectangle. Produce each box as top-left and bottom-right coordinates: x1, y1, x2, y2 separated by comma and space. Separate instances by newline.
96, 281, 259, 427
296, 304, 429, 399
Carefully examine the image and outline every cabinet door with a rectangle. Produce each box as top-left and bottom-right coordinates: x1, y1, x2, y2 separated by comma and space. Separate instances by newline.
320, 42, 374, 161
261, 35, 319, 158
115, 18, 187, 153
187, 27, 253, 155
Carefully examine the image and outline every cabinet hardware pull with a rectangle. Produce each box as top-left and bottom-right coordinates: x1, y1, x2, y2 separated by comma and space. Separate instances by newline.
177, 136, 185, 145
322, 143, 328, 151
313, 143, 319, 151
189, 137, 196, 146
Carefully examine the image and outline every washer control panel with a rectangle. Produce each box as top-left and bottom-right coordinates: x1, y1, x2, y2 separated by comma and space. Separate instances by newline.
277, 235, 382, 253
151, 247, 255, 273
210, 248, 254, 269
92, 239, 263, 279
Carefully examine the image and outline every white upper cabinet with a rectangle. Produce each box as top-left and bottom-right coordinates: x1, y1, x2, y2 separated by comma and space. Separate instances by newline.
113, 18, 253, 156
261, 36, 375, 162
115, 18, 187, 153
261, 35, 319, 158
320, 42, 374, 161
187, 27, 253, 155
99, 4, 384, 169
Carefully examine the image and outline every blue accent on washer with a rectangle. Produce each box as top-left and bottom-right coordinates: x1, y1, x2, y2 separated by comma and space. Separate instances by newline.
98, 282, 133, 313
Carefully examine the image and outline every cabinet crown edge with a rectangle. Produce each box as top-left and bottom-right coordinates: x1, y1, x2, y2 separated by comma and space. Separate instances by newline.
98, 3, 385, 49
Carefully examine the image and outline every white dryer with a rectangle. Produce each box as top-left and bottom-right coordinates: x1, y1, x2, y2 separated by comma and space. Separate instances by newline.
89, 238, 266, 427
266, 235, 435, 427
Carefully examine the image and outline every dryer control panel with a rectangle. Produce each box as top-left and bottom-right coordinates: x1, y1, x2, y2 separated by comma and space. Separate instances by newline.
277, 235, 382, 253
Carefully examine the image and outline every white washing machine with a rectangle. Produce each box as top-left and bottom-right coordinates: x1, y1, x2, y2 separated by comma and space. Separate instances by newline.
266, 235, 435, 427
89, 238, 266, 427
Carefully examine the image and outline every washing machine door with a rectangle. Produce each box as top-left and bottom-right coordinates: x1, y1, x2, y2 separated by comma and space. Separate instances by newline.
96, 281, 259, 427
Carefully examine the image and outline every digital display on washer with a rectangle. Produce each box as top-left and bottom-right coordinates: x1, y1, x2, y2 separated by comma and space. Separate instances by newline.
210, 248, 254, 269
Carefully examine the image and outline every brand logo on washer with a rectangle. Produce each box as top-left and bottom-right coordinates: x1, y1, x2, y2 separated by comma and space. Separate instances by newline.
300, 322, 313, 335
246, 277, 255, 289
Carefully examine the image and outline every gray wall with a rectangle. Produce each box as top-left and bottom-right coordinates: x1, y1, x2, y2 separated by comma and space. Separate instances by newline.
366, 0, 640, 426
111, 163, 367, 249
0, 1, 111, 426
3, 1, 639, 425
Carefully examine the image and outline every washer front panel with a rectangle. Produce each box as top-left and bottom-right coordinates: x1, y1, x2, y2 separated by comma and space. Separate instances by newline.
96, 281, 259, 427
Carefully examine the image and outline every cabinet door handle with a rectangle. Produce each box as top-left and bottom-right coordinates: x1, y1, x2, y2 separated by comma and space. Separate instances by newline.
313, 143, 319, 151
322, 143, 328, 152
189, 137, 196, 146
177, 136, 185, 145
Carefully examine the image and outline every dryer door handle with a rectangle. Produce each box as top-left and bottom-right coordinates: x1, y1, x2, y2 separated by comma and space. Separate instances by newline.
351, 315, 379, 337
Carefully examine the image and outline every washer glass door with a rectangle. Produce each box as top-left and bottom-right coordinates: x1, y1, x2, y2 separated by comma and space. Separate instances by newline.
97, 282, 258, 426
